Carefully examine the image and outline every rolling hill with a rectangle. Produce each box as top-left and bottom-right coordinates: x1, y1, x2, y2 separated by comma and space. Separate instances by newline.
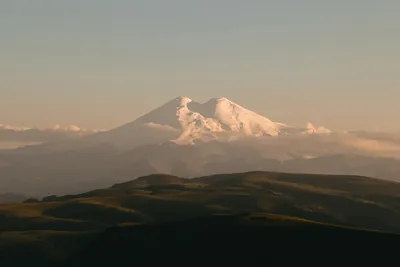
2, 171, 400, 233
2, 170, 400, 265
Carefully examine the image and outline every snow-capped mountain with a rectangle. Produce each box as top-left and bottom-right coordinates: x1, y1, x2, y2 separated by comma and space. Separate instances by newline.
3, 96, 331, 151
135, 96, 333, 143
136, 96, 289, 144
86, 96, 329, 148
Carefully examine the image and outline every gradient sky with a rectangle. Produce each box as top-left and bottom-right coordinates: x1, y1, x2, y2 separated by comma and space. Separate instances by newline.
1, 0, 399, 131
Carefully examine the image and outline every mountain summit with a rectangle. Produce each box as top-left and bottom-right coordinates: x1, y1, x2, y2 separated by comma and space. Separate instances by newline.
84, 96, 332, 148
95, 96, 291, 146
133, 96, 288, 143
14, 96, 329, 151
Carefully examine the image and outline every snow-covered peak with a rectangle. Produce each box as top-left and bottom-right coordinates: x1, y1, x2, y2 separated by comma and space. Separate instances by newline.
175, 96, 193, 104
207, 97, 229, 103
84, 96, 334, 148
130, 96, 288, 144
212, 97, 284, 135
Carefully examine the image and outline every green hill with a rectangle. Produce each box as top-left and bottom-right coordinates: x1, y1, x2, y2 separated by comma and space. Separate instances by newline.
1, 171, 400, 266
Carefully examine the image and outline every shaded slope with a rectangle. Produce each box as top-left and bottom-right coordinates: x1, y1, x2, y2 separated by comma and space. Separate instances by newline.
0, 230, 95, 267
63, 213, 400, 266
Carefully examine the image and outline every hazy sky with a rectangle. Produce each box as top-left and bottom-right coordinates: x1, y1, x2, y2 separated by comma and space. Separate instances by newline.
1, 0, 399, 131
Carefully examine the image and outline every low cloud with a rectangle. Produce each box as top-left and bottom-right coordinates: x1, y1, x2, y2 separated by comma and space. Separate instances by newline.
0, 126, 100, 149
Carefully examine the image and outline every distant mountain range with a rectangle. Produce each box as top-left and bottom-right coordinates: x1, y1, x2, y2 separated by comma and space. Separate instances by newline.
1, 96, 400, 196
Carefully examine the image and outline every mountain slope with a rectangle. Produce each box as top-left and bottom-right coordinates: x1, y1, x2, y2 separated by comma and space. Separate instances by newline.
84, 96, 301, 147
2, 213, 397, 267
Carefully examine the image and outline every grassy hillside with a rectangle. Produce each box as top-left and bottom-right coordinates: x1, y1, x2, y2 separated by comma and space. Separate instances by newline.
1, 171, 400, 266
2, 171, 400, 233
